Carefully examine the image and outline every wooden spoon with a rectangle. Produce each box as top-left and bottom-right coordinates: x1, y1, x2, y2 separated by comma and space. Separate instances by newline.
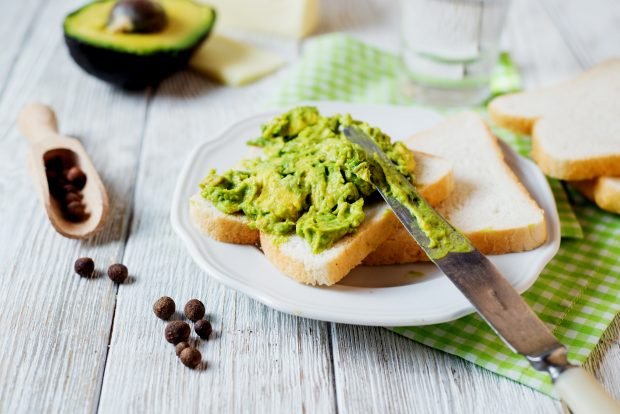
18, 103, 109, 239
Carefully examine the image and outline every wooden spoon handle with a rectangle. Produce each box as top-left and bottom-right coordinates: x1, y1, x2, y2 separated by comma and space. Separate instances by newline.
18, 103, 59, 145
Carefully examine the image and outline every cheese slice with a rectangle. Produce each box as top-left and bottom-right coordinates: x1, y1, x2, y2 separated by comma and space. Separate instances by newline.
202, 0, 318, 39
190, 34, 285, 86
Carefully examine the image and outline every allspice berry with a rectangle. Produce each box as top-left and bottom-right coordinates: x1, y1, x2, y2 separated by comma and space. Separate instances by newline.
179, 347, 202, 369
74, 257, 95, 278
108, 263, 128, 283
66, 201, 86, 220
194, 319, 212, 340
153, 296, 175, 320
165, 321, 190, 344
63, 184, 78, 194
65, 192, 82, 203
66, 166, 87, 189
184, 299, 205, 322
175, 341, 190, 356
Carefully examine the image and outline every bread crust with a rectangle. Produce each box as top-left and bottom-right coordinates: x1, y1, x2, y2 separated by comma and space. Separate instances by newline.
363, 222, 547, 265
570, 178, 620, 215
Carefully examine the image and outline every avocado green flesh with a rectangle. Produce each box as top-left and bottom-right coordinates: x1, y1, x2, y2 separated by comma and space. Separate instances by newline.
369, 151, 473, 260
63, 0, 215, 55
200, 107, 416, 253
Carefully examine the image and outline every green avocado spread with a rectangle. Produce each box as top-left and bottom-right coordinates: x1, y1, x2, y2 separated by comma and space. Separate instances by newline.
369, 151, 472, 259
199, 106, 416, 253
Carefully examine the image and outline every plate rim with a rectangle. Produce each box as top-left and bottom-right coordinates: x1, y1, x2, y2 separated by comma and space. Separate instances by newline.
170, 102, 561, 326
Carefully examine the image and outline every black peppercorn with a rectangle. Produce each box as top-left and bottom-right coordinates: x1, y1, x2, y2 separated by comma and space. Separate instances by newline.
66, 166, 87, 190
194, 319, 212, 340
175, 341, 190, 356
107, 263, 128, 283
74, 257, 95, 278
184, 299, 205, 322
165, 321, 190, 344
179, 347, 201, 369
153, 296, 175, 320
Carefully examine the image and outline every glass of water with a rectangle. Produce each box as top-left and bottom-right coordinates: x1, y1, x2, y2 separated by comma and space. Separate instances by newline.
400, 0, 511, 106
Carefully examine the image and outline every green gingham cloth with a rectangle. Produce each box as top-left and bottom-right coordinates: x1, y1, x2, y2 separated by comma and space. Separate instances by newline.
269, 33, 620, 396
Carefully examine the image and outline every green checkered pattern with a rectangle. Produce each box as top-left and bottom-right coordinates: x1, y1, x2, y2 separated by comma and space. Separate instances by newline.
270, 34, 620, 396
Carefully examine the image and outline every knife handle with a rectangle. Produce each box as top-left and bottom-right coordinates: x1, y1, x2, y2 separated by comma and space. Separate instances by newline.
554, 367, 620, 414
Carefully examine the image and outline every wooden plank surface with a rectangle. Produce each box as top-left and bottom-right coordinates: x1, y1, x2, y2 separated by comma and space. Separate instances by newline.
541, 0, 620, 67
503, 0, 583, 88
0, 0, 619, 412
331, 325, 559, 414
0, 0, 149, 412
0, 0, 44, 98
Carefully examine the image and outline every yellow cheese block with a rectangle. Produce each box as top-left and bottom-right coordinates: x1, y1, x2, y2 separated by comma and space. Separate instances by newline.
202, 0, 318, 39
190, 34, 285, 86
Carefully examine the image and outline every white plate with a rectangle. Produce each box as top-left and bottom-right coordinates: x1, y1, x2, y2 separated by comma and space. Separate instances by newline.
171, 102, 561, 327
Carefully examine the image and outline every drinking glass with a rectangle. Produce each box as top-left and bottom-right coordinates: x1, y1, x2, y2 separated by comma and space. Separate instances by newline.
400, 0, 511, 106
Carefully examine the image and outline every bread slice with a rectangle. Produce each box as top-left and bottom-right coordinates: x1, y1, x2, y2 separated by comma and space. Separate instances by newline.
190, 195, 261, 244
570, 177, 620, 215
364, 112, 547, 265
261, 202, 401, 285
190, 151, 454, 246
488, 59, 620, 181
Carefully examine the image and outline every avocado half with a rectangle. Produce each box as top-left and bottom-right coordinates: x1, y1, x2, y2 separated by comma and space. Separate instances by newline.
63, 0, 216, 89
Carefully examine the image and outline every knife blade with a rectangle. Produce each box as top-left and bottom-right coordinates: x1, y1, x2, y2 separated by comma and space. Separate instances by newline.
343, 126, 620, 414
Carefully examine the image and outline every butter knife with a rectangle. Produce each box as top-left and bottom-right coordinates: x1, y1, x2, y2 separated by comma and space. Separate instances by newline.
343, 126, 620, 414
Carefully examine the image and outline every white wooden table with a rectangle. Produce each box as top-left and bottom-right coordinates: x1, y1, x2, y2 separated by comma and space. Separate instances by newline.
1, 0, 619, 412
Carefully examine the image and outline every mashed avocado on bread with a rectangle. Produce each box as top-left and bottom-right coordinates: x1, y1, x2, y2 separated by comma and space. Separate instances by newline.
367, 150, 472, 260
199, 106, 415, 253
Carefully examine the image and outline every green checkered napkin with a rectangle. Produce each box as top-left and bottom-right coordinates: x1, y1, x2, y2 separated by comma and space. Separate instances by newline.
270, 34, 620, 395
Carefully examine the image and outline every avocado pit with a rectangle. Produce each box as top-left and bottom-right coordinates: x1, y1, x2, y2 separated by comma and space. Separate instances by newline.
107, 0, 167, 34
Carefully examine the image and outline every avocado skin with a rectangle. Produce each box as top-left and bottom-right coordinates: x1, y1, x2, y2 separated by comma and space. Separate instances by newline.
65, 33, 210, 89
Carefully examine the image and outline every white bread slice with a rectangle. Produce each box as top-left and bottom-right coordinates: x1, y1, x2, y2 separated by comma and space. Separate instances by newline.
364, 112, 547, 265
190, 195, 261, 244
488, 59, 620, 181
261, 203, 401, 286
570, 177, 620, 215
190, 151, 454, 246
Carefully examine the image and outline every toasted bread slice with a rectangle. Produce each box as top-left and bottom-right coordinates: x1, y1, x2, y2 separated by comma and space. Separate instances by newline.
489, 59, 620, 182
190, 151, 454, 247
570, 177, 620, 215
364, 112, 547, 265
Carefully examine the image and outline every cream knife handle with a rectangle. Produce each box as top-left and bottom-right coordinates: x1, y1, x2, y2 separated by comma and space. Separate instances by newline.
555, 367, 620, 414
18, 103, 59, 145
